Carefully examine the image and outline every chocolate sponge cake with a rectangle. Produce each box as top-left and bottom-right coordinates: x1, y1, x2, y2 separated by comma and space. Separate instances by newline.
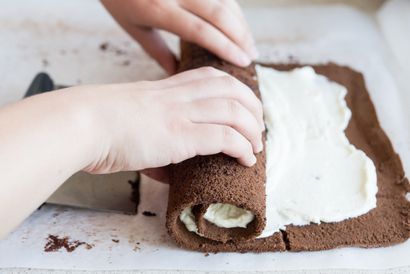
166, 41, 270, 248
166, 42, 410, 252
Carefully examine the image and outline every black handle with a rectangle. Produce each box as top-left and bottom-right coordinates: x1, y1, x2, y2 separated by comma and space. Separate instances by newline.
24, 72, 55, 98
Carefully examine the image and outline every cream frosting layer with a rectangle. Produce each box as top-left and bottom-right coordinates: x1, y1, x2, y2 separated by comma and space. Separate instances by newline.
180, 66, 378, 238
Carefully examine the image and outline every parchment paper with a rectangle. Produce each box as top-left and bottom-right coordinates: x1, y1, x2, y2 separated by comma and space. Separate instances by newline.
0, 0, 408, 272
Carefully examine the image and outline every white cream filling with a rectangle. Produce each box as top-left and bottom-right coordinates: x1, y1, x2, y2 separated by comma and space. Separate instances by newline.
179, 66, 378, 238
180, 207, 200, 233
180, 204, 254, 232
203, 203, 254, 228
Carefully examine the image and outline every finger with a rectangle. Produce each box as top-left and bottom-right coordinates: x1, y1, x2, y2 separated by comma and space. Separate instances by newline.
154, 66, 227, 88
188, 98, 263, 152
173, 75, 264, 130
189, 123, 257, 167
130, 66, 231, 95
140, 167, 169, 184
135, 66, 227, 91
155, 7, 251, 67
221, 0, 251, 32
179, 0, 257, 59
221, 0, 257, 57
220, 0, 243, 17
125, 26, 177, 75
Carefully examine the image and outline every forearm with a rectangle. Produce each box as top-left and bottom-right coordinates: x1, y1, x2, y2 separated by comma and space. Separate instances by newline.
0, 68, 264, 239
0, 88, 97, 238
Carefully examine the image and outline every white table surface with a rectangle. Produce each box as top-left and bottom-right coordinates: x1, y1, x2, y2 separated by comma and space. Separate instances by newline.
0, 0, 409, 273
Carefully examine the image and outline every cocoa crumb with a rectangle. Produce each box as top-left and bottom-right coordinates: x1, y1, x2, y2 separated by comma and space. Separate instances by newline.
44, 235, 92, 253
115, 49, 126, 56
42, 59, 49, 67
142, 211, 156, 217
99, 42, 108, 51
128, 173, 140, 214
132, 242, 141, 252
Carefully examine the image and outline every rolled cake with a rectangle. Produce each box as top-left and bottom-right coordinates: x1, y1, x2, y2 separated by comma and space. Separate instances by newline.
166, 41, 270, 250
166, 42, 410, 252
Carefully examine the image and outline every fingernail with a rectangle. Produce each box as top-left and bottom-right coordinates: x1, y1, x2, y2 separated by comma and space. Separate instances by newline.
249, 154, 257, 166
236, 51, 251, 67
257, 140, 263, 153
260, 121, 265, 132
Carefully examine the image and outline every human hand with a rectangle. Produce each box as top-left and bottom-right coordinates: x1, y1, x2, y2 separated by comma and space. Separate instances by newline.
101, 0, 258, 74
0, 67, 263, 237
75, 67, 264, 178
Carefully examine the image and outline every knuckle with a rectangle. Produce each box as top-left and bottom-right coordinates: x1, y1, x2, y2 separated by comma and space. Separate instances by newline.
237, 27, 250, 44
198, 66, 219, 76
226, 99, 240, 118
219, 0, 233, 5
220, 39, 235, 57
221, 75, 238, 87
221, 126, 234, 143
210, 4, 225, 24
150, 0, 173, 22
189, 21, 206, 37
143, 0, 167, 24
149, 0, 165, 11
166, 113, 185, 134
245, 140, 253, 154
167, 119, 181, 134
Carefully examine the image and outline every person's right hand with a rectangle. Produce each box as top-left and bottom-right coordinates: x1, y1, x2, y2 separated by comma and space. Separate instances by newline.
74, 67, 264, 179
101, 0, 258, 74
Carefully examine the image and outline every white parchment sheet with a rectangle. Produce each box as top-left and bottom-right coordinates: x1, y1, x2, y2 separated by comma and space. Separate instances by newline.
0, 0, 409, 272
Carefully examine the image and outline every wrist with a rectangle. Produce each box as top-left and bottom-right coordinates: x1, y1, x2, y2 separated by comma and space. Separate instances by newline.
54, 86, 107, 173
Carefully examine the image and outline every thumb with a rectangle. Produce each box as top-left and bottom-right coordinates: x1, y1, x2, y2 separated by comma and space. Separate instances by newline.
140, 167, 169, 184
127, 26, 178, 75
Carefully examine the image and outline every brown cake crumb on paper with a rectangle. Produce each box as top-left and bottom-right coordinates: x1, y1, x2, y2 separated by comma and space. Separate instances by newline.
165, 42, 410, 253
142, 211, 157, 217
44, 235, 93, 253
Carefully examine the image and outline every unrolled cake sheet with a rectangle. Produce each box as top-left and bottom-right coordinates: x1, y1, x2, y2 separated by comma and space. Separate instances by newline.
166, 42, 410, 253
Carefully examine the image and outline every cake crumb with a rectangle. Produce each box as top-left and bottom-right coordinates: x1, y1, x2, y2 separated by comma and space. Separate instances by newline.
42, 59, 49, 67
85, 243, 94, 250
129, 173, 140, 214
100, 42, 108, 51
132, 242, 141, 252
44, 235, 92, 253
142, 211, 157, 217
